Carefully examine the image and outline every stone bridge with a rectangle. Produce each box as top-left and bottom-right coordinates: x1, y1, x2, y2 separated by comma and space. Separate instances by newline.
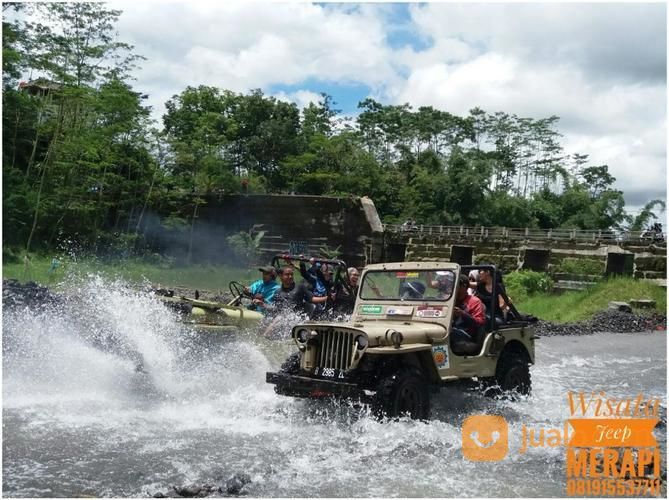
383, 224, 666, 282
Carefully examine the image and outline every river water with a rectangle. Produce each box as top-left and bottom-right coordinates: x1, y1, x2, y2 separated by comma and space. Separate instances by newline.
3, 278, 666, 497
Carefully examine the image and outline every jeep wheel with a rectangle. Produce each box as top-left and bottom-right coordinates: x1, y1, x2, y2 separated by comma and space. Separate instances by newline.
496, 354, 531, 397
279, 352, 301, 375
374, 369, 430, 420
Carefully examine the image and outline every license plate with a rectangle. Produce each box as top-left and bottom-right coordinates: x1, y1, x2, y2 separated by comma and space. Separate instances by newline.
313, 367, 347, 379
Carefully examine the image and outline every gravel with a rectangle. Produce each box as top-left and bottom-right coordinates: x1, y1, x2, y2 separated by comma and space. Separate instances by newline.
534, 309, 666, 337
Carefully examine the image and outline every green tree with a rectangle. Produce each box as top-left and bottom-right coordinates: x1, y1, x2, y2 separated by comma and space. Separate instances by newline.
629, 200, 666, 231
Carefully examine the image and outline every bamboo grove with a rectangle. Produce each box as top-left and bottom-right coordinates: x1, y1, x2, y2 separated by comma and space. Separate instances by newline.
2, 3, 664, 260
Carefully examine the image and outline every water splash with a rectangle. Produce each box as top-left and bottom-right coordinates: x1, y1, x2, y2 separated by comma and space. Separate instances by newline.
2, 274, 666, 497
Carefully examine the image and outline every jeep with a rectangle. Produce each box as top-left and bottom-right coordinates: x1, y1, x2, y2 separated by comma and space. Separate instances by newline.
266, 261, 536, 419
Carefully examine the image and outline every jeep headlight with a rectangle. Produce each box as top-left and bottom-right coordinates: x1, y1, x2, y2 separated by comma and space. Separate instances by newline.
295, 328, 310, 343
386, 329, 403, 348
354, 335, 368, 350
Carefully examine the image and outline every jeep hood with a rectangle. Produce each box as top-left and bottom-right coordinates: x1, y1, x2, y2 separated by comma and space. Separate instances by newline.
300, 321, 448, 347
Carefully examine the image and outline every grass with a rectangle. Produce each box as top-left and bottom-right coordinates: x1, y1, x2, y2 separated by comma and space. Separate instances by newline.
519, 277, 667, 323
3, 255, 257, 293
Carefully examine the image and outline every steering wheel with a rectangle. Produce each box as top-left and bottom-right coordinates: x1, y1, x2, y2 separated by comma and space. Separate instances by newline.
228, 281, 252, 306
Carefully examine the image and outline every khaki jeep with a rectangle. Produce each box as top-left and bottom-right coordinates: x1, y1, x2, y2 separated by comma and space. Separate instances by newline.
266, 261, 536, 419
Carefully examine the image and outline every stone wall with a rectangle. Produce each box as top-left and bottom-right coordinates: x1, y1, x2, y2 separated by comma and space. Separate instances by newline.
383, 232, 666, 279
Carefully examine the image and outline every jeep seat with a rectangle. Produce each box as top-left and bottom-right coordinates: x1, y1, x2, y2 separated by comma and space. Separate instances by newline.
451, 324, 487, 356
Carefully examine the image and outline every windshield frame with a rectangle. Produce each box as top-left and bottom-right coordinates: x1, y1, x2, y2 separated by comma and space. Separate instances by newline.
359, 269, 456, 302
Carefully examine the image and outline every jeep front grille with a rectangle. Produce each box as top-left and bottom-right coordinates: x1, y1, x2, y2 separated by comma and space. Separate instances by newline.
316, 329, 356, 370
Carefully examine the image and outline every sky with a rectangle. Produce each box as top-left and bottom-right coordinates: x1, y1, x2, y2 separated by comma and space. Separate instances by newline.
105, 2, 666, 214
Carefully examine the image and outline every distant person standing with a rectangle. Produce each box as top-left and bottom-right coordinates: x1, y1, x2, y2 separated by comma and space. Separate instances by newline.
22, 254, 32, 281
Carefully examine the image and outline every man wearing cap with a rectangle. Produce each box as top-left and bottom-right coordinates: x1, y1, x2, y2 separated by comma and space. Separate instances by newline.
429, 271, 455, 298
245, 266, 280, 313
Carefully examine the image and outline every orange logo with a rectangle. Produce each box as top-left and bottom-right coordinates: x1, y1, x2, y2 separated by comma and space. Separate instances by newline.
462, 415, 509, 461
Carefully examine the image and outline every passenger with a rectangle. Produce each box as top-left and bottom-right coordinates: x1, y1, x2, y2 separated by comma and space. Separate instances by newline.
331, 267, 360, 315
299, 259, 332, 311
451, 274, 486, 349
429, 271, 455, 298
467, 270, 479, 296
474, 268, 513, 322
268, 266, 315, 315
244, 266, 280, 313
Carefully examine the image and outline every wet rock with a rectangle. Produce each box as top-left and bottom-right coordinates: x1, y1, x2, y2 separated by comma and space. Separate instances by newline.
2, 279, 61, 308
630, 299, 656, 309
608, 301, 632, 313
223, 473, 252, 495
172, 484, 218, 498
172, 484, 205, 497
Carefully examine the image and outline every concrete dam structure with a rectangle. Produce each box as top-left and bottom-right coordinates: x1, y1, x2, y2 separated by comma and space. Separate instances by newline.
383, 225, 666, 282
185, 194, 664, 280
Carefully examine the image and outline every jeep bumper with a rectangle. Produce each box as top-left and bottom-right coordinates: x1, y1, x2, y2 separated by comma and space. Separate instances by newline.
266, 371, 374, 402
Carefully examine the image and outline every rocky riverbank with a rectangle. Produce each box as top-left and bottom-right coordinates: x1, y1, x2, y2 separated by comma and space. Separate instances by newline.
534, 309, 666, 337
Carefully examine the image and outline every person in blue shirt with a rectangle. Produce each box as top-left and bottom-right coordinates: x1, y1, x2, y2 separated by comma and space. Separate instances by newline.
298, 259, 333, 312
244, 266, 280, 313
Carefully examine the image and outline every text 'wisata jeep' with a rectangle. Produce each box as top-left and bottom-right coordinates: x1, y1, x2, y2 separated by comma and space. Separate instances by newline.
266, 261, 536, 419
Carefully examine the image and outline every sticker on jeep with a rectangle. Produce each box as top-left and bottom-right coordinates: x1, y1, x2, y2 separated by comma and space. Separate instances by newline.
417, 305, 443, 318
386, 306, 413, 316
432, 345, 449, 369
361, 305, 383, 314
395, 272, 419, 278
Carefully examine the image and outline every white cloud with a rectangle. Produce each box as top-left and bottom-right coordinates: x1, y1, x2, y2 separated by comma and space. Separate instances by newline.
273, 89, 322, 109
111, 1, 403, 119
105, 1, 665, 210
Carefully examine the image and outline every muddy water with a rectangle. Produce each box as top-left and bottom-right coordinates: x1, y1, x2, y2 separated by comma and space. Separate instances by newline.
2, 278, 666, 497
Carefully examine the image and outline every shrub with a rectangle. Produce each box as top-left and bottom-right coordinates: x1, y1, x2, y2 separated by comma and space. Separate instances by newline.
503, 270, 553, 302
556, 258, 604, 275
227, 225, 265, 267
3, 247, 21, 264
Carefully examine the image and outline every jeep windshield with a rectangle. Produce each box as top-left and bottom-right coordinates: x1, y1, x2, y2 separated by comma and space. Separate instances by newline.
360, 269, 456, 301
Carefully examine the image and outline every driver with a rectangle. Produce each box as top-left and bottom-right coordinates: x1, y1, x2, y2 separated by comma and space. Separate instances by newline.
244, 266, 280, 313
399, 281, 426, 300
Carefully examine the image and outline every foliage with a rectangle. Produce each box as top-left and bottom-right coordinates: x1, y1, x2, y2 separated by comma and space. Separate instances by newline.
504, 270, 554, 302
226, 226, 266, 266
629, 200, 665, 231
317, 244, 342, 259
556, 258, 605, 276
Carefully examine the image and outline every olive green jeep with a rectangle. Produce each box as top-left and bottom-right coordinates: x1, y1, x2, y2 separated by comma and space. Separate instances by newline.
266, 261, 536, 419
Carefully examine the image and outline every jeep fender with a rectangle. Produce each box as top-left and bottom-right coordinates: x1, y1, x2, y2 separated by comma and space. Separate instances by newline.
498, 339, 533, 365
365, 345, 441, 383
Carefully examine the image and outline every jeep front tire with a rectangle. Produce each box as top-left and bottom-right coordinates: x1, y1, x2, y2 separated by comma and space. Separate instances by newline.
279, 352, 301, 375
373, 369, 430, 420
